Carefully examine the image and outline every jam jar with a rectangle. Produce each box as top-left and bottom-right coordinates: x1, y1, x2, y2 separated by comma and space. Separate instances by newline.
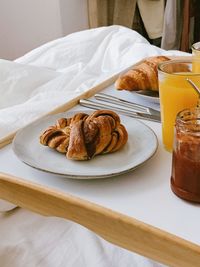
171, 107, 200, 202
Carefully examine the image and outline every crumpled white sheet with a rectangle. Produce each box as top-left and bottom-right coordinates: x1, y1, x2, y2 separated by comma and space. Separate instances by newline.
0, 59, 60, 110
0, 208, 166, 267
0, 25, 187, 266
0, 25, 187, 140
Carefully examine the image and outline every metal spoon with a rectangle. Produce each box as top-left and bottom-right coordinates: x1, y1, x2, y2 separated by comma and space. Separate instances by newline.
186, 78, 200, 107
186, 78, 200, 96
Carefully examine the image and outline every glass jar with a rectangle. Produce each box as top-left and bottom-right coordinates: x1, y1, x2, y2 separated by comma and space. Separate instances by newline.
192, 41, 200, 58
171, 107, 200, 202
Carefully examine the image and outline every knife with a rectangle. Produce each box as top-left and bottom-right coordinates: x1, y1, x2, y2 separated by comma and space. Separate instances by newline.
79, 99, 161, 123
95, 93, 160, 118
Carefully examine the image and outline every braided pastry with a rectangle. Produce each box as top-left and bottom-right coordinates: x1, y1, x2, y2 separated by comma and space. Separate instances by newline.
40, 110, 128, 161
115, 56, 170, 92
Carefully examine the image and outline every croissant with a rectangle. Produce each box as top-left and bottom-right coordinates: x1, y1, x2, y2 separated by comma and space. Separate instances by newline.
115, 56, 170, 92
40, 110, 128, 161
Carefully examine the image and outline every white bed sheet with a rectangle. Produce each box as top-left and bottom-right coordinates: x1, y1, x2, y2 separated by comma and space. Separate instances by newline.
0, 25, 187, 267
0, 208, 166, 267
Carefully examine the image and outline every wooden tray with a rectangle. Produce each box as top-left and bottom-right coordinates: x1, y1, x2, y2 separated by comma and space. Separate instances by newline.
1, 55, 199, 267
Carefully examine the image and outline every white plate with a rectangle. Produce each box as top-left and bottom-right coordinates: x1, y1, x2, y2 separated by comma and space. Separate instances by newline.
12, 110, 158, 179
134, 91, 160, 104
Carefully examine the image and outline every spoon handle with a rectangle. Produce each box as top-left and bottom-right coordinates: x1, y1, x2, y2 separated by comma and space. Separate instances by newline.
186, 78, 200, 96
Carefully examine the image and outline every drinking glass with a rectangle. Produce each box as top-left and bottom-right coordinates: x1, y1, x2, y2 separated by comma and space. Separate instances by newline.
158, 59, 200, 152
192, 42, 200, 72
192, 41, 200, 57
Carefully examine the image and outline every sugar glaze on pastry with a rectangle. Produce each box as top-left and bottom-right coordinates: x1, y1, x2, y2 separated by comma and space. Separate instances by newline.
40, 110, 128, 161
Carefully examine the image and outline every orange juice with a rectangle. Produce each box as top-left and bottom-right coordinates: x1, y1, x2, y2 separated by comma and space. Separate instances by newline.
158, 59, 200, 152
159, 74, 199, 151
192, 61, 200, 73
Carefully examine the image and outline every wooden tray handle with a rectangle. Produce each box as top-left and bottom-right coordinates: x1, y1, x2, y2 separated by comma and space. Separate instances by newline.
0, 172, 199, 267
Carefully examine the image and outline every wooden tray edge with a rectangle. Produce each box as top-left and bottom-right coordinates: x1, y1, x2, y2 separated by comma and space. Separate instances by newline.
0, 171, 199, 267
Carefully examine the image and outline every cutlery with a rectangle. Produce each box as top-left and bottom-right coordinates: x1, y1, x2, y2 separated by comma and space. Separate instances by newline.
186, 78, 200, 107
186, 78, 200, 96
94, 93, 160, 118
79, 98, 160, 123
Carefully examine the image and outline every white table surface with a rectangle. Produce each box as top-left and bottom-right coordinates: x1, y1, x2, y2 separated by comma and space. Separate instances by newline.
1, 84, 200, 247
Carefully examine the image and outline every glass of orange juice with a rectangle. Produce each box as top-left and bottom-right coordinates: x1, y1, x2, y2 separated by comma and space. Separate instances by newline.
158, 59, 200, 152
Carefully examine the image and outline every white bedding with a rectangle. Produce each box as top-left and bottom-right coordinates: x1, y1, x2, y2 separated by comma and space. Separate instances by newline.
0, 25, 187, 267
0, 208, 166, 267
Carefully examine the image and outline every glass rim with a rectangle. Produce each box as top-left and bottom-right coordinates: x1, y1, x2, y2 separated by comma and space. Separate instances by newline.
158, 58, 200, 76
192, 41, 200, 51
